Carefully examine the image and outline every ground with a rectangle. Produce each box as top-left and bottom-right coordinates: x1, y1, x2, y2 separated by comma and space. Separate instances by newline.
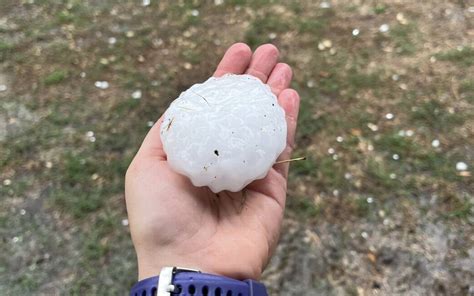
0, 0, 473, 295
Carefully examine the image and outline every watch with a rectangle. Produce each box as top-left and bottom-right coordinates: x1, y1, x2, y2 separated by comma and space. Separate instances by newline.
130, 267, 268, 296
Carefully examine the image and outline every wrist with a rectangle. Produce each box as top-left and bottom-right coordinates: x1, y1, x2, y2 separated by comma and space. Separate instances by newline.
137, 251, 263, 281
131, 268, 268, 296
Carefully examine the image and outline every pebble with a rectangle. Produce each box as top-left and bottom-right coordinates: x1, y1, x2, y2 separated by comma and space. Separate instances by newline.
396, 13, 408, 25
379, 24, 390, 33
456, 162, 468, 171
367, 123, 378, 132
132, 90, 142, 99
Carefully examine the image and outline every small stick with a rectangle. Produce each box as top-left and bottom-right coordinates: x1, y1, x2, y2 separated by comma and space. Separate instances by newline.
275, 156, 306, 164
190, 90, 211, 106
166, 117, 174, 131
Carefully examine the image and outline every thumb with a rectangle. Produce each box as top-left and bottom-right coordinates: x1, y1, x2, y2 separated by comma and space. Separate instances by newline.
135, 116, 167, 160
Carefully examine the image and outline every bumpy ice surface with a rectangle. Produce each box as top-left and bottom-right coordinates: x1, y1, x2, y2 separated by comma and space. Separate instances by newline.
160, 74, 287, 193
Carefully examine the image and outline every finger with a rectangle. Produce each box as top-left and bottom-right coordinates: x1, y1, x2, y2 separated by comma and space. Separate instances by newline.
274, 89, 300, 178
267, 63, 292, 96
135, 116, 167, 160
213, 43, 252, 77
245, 44, 279, 83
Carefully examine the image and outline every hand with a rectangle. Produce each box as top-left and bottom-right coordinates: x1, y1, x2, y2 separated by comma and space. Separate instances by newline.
125, 43, 300, 280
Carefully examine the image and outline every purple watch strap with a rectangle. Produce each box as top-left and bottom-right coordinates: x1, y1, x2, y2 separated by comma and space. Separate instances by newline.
130, 272, 268, 296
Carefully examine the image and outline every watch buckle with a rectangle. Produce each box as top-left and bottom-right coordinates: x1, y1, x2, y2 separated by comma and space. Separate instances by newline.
157, 266, 200, 296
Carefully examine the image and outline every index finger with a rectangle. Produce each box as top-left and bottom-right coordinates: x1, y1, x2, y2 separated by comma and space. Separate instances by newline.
213, 43, 252, 77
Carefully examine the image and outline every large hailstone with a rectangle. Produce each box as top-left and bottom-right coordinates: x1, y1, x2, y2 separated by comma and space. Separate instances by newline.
160, 74, 287, 193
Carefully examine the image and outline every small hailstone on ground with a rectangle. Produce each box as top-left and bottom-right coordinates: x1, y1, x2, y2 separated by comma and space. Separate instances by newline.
392, 74, 399, 81
352, 28, 360, 36
142, 0, 151, 6
268, 32, 277, 40
12, 236, 20, 243
214, 0, 224, 5
456, 162, 468, 171
344, 173, 352, 180
306, 80, 315, 88
161, 74, 286, 193
320, 1, 330, 9
3, 179, 11, 186
431, 139, 440, 148
367, 197, 374, 203
80, 72, 86, 78
131, 90, 142, 99
108, 37, 117, 45
0, 84, 7, 92
20, 209, 26, 215
379, 24, 390, 33
328, 147, 335, 154
126, 31, 135, 38
94, 81, 109, 89
361, 232, 369, 239
147, 121, 154, 127
191, 9, 199, 16
45, 161, 53, 168
406, 129, 414, 137
336, 136, 344, 142
121, 219, 129, 226
389, 173, 397, 179
392, 154, 399, 160
385, 113, 394, 120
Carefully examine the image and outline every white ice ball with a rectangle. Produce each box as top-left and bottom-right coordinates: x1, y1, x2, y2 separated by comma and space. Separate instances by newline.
160, 74, 287, 193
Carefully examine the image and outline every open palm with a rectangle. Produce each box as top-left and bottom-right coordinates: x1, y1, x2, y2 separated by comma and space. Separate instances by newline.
125, 43, 300, 280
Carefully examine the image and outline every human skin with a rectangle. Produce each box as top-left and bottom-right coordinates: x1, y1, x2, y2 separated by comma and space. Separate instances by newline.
125, 43, 301, 281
